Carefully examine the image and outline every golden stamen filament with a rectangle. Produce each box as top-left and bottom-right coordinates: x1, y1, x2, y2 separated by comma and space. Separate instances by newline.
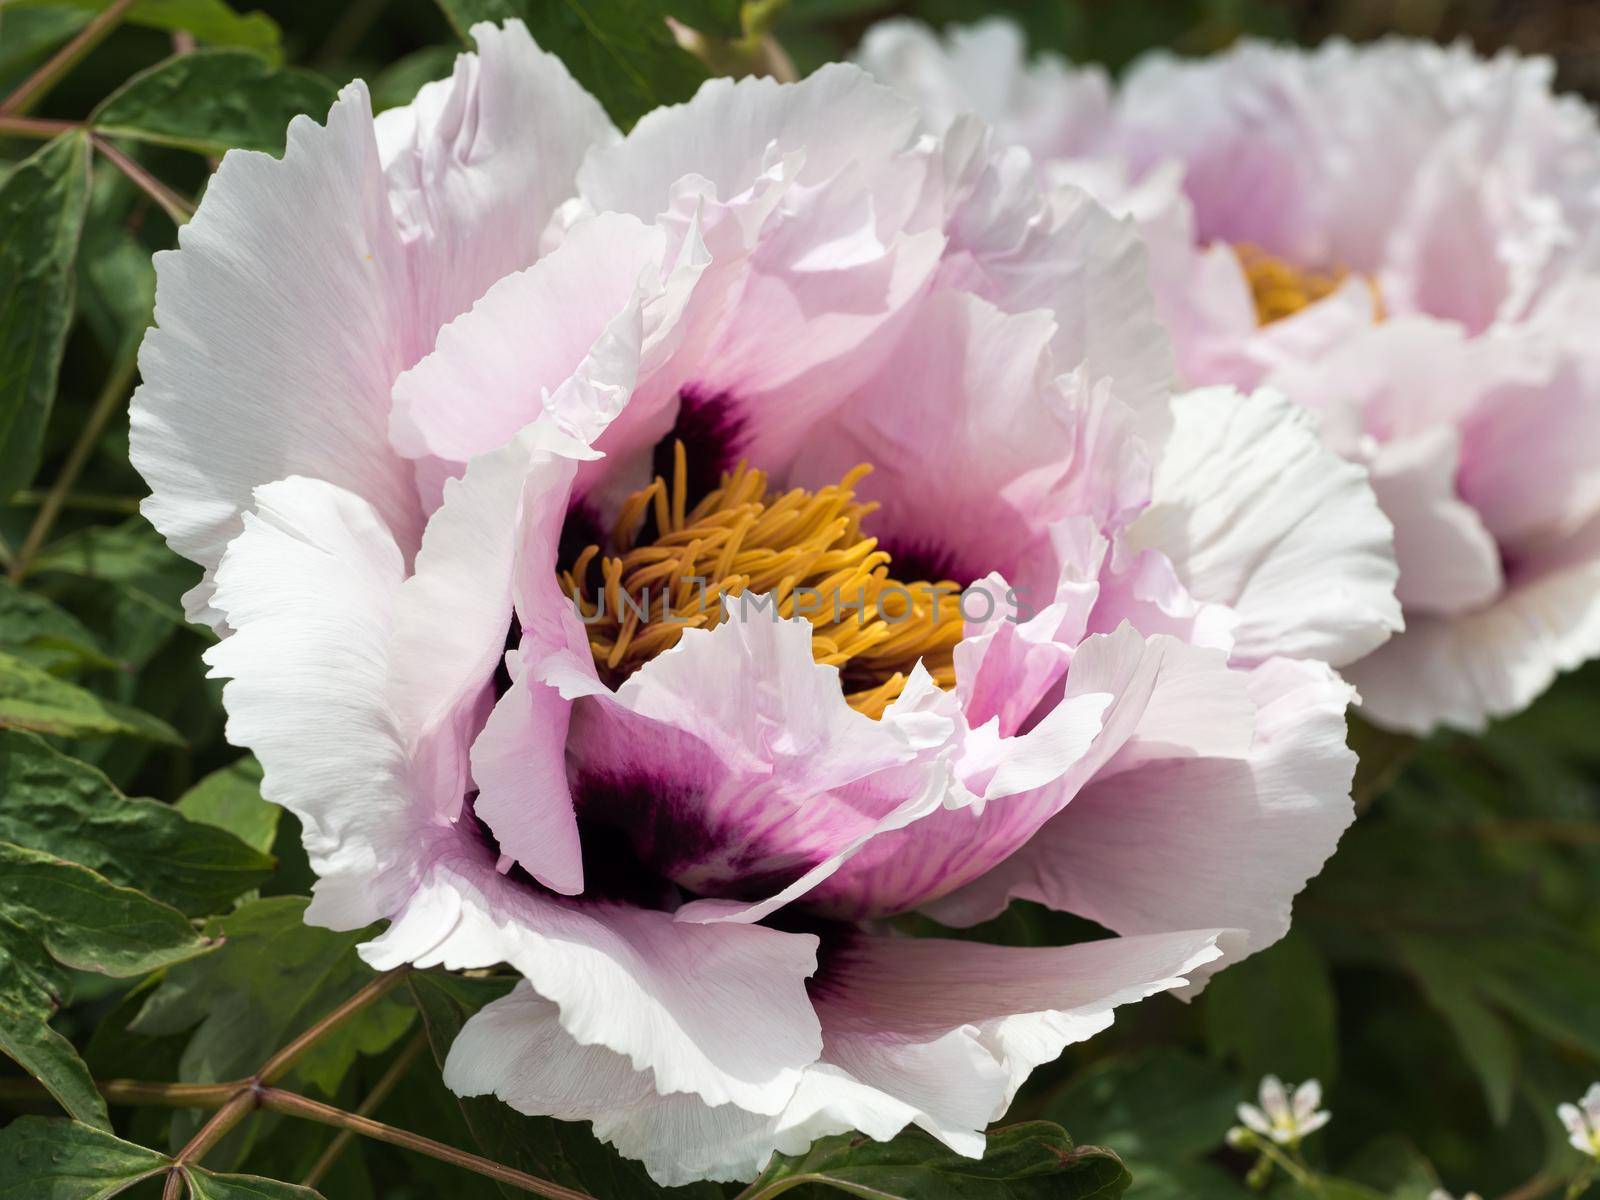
1234, 243, 1378, 325
560, 445, 963, 718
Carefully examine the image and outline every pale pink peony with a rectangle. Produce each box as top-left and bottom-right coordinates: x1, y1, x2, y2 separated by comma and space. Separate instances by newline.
131, 21, 1398, 1183
859, 22, 1600, 733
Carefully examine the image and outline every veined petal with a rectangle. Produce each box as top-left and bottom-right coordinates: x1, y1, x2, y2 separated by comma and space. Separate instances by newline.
1126, 386, 1402, 666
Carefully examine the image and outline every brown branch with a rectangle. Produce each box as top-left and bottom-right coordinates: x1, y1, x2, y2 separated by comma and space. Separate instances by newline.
0, 0, 141, 117
0, 115, 77, 140
258, 970, 408, 1085
89, 134, 196, 225
9, 349, 139, 582
261, 1088, 598, 1200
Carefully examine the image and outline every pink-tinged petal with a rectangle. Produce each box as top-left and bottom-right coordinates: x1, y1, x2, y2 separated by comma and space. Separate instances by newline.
1455, 299, 1600, 548
132, 85, 424, 627
790, 290, 1131, 584
930, 656, 1354, 988
389, 422, 593, 826
372, 20, 618, 335
856, 18, 1113, 162
134, 22, 615, 626
559, 608, 925, 904
1088, 542, 1239, 655
576, 64, 920, 224
937, 145, 1177, 447
1380, 128, 1556, 333
202, 477, 415, 930
364, 836, 822, 1115
812, 929, 1226, 1147
810, 626, 1234, 919
1127, 386, 1401, 666
1349, 529, 1600, 734
390, 212, 666, 465
1366, 430, 1502, 616
445, 926, 1222, 1185
446, 983, 922, 1185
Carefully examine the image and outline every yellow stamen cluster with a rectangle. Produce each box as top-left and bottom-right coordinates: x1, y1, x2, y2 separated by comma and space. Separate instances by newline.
1234, 243, 1352, 324
560, 444, 963, 718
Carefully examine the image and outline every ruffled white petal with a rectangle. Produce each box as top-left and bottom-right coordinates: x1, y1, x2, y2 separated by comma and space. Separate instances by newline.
203, 476, 416, 929
365, 842, 822, 1115
1127, 386, 1401, 666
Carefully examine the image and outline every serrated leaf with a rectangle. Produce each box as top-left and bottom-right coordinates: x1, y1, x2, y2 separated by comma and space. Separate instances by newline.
0, 576, 114, 674
742, 1121, 1132, 1200
0, 132, 91, 501
0, 650, 181, 743
0, 841, 213, 1127
407, 972, 722, 1200
6, 0, 283, 60
182, 1167, 326, 1199
432, 0, 711, 129
92, 50, 340, 156
130, 896, 412, 1158
176, 756, 277, 855
0, 730, 272, 914
0, 1116, 169, 1198
1203, 930, 1338, 1085
1043, 1049, 1241, 1164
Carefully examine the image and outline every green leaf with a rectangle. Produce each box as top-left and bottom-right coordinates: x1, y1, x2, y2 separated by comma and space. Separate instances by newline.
176, 756, 278, 855
1203, 930, 1338, 1085
742, 1121, 1132, 1200
369, 44, 460, 113
1317, 1183, 1388, 1200
1394, 934, 1520, 1124
1042, 1049, 1241, 1164
0, 6, 93, 91
0, 576, 114, 674
407, 972, 722, 1200
1473, 933, 1600, 1064
662, 0, 742, 36
30, 518, 197, 621
431, 0, 711, 128
1120, 1161, 1250, 1200
0, 649, 182, 743
77, 167, 159, 356
0, 132, 91, 501
6, 0, 283, 59
182, 1167, 326, 1199
0, 730, 272, 915
0, 1115, 169, 1198
92, 50, 341, 156
131, 896, 413, 1102
0, 841, 213, 1128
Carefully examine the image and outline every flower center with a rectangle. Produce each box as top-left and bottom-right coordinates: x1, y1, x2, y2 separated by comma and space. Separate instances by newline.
1234, 243, 1352, 324
560, 444, 963, 718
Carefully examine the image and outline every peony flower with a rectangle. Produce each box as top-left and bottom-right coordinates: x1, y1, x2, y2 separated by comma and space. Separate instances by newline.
131, 21, 1397, 1184
859, 22, 1600, 734
1235, 1076, 1331, 1147
1560, 1084, 1600, 1159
